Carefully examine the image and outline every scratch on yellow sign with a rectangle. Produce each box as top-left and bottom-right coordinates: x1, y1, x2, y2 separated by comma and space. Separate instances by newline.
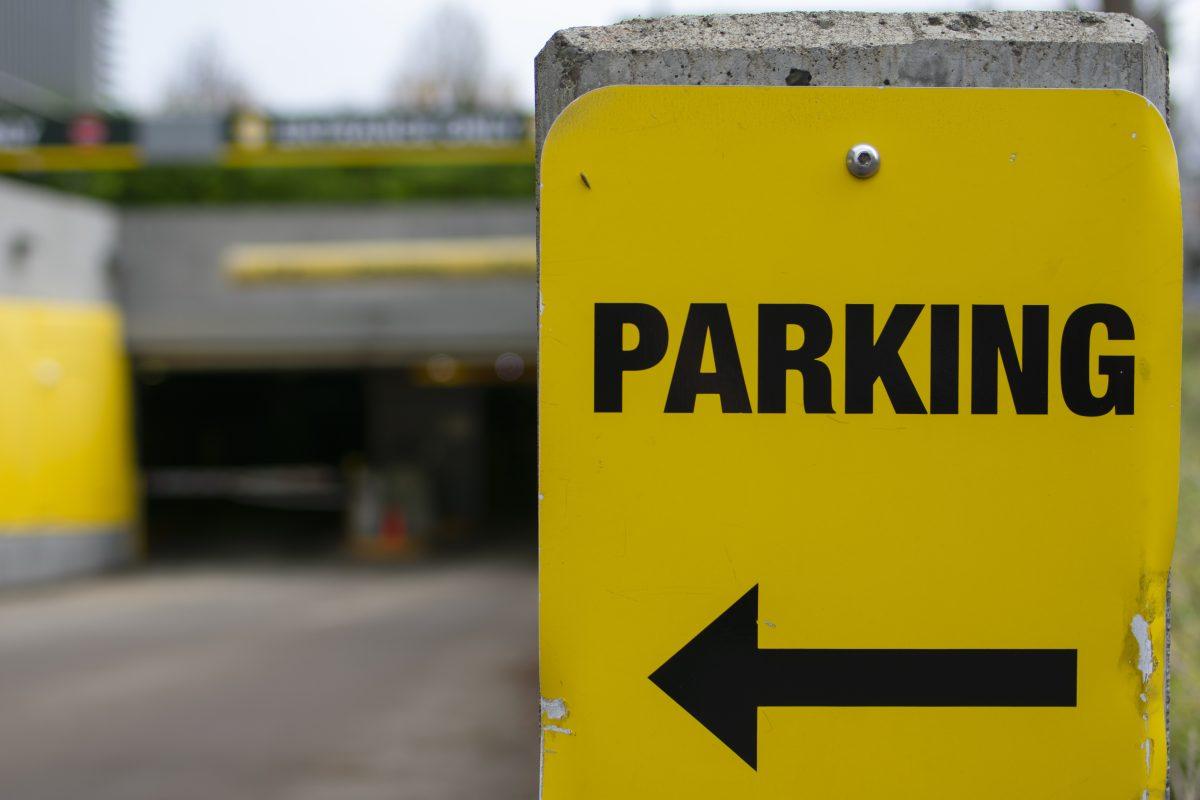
539, 87, 1180, 799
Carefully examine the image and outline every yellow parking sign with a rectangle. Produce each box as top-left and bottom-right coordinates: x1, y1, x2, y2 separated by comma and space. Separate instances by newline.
539, 87, 1180, 799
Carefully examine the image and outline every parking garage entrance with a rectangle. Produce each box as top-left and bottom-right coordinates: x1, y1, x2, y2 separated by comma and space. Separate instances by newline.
135, 367, 535, 561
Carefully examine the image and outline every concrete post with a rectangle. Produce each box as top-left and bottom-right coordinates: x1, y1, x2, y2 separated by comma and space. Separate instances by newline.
535, 11, 1166, 158
535, 5, 1173, 770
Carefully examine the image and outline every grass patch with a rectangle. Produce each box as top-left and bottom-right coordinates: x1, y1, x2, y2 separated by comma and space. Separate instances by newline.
1175, 315, 1200, 791
9, 163, 534, 205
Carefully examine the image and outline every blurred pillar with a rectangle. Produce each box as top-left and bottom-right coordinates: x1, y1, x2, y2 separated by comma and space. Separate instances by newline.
0, 177, 135, 586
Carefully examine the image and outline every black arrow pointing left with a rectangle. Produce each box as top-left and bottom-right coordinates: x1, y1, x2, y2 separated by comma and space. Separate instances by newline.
649, 585, 1077, 769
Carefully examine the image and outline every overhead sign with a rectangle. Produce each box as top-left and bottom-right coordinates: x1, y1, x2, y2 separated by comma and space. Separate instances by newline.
0, 112, 137, 171
0, 110, 532, 171
539, 87, 1180, 799
0, 112, 134, 148
222, 110, 532, 168
228, 110, 528, 148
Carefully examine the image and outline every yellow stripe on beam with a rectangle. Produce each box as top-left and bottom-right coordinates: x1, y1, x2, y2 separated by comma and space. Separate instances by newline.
0, 145, 141, 172
0, 143, 532, 172
225, 236, 536, 283
220, 142, 533, 169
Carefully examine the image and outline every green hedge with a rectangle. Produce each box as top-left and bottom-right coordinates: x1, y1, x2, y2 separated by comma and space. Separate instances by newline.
14, 163, 534, 205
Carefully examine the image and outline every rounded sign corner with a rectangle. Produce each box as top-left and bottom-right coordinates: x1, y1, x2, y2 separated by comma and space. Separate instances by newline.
541, 85, 636, 167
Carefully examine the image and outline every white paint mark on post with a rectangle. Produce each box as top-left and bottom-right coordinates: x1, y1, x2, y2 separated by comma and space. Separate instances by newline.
1131, 614, 1155, 683
541, 696, 569, 720
539, 697, 573, 800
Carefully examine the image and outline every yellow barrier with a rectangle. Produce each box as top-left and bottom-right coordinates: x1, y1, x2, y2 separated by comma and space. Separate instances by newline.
0, 300, 135, 528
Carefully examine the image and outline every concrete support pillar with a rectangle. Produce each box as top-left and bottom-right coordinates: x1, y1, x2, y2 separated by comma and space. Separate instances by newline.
0, 178, 133, 587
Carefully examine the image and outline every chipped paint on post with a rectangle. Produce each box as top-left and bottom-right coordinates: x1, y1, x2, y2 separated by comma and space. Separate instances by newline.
1131, 574, 1172, 796
1132, 613, 1155, 683
540, 698, 573, 745
539, 697, 574, 800
541, 696, 569, 721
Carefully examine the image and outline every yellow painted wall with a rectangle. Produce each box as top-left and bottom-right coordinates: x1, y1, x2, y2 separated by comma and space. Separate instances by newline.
0, 299, 135, 529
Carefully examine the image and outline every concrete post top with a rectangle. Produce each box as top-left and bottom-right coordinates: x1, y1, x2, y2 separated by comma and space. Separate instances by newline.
535, 11, 1166, 147
540, 11, 1157, 55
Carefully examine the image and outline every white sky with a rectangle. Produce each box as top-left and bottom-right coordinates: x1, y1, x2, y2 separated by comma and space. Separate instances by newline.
113, 0, 1199, 115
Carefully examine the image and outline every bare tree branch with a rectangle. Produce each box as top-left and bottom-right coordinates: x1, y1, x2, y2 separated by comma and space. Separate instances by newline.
390, 3, 491, 111
160, 36, 252, 115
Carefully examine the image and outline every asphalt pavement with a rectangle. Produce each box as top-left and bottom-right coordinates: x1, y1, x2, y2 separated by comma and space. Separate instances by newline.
0, 553, 538, 800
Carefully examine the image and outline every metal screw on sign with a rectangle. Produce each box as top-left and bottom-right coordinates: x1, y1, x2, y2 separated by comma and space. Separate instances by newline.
846, 143, 880, 178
